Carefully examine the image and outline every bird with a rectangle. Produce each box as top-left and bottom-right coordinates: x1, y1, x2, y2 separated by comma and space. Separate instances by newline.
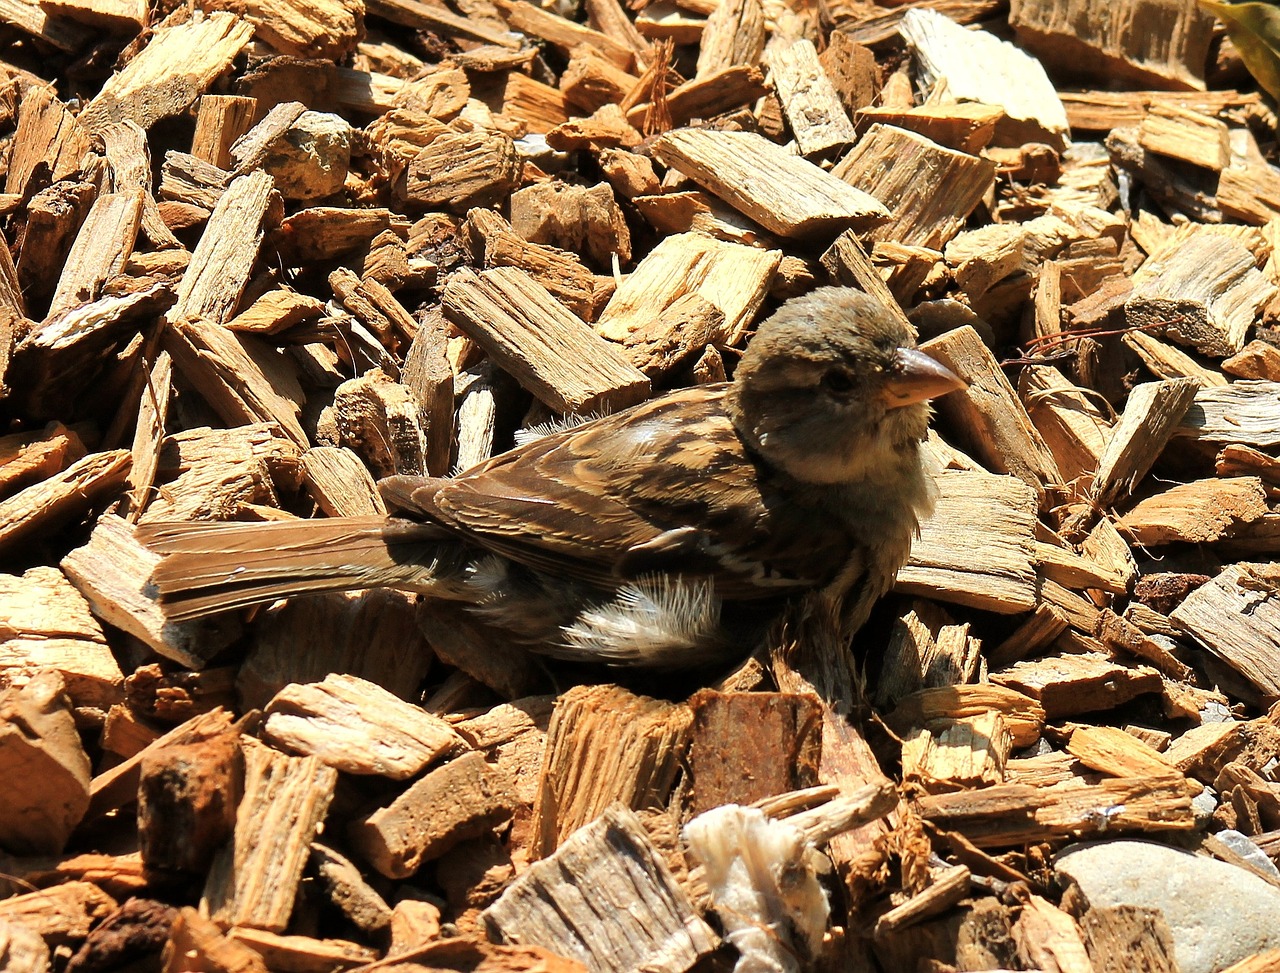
139, 287, 964, 669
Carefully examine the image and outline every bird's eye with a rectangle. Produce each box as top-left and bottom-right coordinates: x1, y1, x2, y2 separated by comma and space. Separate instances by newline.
821, 369, 856, 394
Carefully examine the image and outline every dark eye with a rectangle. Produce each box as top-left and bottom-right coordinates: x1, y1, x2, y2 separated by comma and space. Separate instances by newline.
821, 369, 856, 394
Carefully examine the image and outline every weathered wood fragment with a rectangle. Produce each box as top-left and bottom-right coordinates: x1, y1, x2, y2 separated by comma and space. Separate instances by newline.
350, 750, 516, 878
484, 805, 717, 973
833, 124, 995, 250
443, 267, 650, 414
653, 128, 888, 239
203, 739, 337, 931
262, 673, 464, 779
0, 670, 91, 854
532, 684, 691, 856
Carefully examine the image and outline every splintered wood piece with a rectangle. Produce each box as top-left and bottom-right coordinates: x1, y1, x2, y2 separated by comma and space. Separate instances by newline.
1035, 538, 1128, 594
1080, 906, 1178, 973
596, 231, 778, 345
532, 684, 691, 858
123, 349, 170, 522
275, 207, 398, 263
873, 865, 973, 942
330, 266, 414, 345
901, 711, 1010, 792
167, 907, 269, 973
192, 95, 257, 169
1224, 340, 1280, 381
874, 601, 979, 707
857, 102, 1003, 154
46, 190, 143, 319
1172, 563, 1280, 697
140, 422, 303, 523
1219, 159, 1280, 226
618, 293, 723, 379
0, 881, 117, 949
1019, 364, 1111, 488
98, 121, 181, 250
348, 750, 517, 878
138, 716, 242, 873
1138, 104, 1229, 171
502, 73, 570, 133
1091, 378, 1200, 509
769, 38, 856, 156
820, 229, 913, 333
895, 469, 1039, 614
1177, 381, 1280, 448
164, 318, 306, 446
988, 602, 1070, 668
5, 83, 91, 198
684, 690, 821, 813
262, 673, 465, 779
1123, 329, 1228, 387
301, 446, 386, 517
10, 282, 171, 422
221, 0, 361, 59
159, 151, 230, 212
1119, 606, 1195, 671
61, 514, 242, 669
509, 181, 631, 269
638, 65, 768, 129
652, 128, 888, 239
886, 684, 1045, 750
922, 326, 1061, 501
1066, 725, 1178, 779
0, 566, 121, 711
463, 207, 598, 319
172, 170, 275, 325
226, 928, 377, 970
331, 369, 429, 478
400, 129, 521, 212
916, 774, 1200, 848
1219, 444, 1280, 484
443, 266, 650, 414
0, 670, 91, 854
1008, 0, 1214, 90
1126, 233, 1276, 358
1080, 518, 1138, 593
77, 12, 254, 132
496, 0, 633, 66
1119, 477, 1269, 545
831, 123, 993, 250
456, 696, 554, 824
401, 311, 452, 477
85, 707, 236, 821
0, 449, 130, 555
1013, 892, 1092, 973
365, 0, 521, 47
694, 0, 762, 77
484, 805, 717, 973
560, 48, 640, 115
227, 288, 325, 335
203, 739, 337, 931
901, 8, 1069, 149
991, 652, 1162, 719
455, 365, 498, 473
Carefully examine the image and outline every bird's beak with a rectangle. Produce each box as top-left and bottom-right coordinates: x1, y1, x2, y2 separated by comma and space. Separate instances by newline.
882, 349, 967, 408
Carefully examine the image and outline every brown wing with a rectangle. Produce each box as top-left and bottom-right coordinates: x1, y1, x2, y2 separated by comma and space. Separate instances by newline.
390, 385, 858, 599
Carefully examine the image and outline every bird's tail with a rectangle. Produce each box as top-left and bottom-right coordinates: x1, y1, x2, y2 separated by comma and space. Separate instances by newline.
137, 516, 469, 621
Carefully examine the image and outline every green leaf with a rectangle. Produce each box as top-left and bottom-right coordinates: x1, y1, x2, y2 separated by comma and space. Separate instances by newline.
1200, 0, 1280, 101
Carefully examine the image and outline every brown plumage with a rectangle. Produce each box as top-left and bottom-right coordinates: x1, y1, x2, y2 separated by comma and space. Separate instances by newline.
139, 287, 964, 668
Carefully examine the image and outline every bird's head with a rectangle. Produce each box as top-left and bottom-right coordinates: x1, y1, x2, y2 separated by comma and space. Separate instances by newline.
728, 287, 965, 486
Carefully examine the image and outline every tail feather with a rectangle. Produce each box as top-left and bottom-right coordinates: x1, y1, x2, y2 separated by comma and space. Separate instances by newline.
137, 516, 469, 620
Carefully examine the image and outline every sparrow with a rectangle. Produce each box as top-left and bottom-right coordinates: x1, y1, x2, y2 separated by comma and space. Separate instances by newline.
139, 287, 964, 669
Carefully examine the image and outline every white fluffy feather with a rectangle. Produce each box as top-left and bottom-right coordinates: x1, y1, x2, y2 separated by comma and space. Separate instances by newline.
558, 575, 728, 666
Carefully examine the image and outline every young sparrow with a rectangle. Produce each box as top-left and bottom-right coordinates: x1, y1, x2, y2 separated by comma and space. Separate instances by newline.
140, 288, 963, 669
